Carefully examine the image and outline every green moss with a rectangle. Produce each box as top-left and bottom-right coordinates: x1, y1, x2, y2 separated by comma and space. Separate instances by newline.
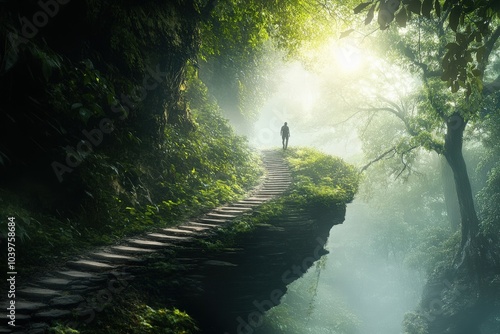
285, 147, 360, 205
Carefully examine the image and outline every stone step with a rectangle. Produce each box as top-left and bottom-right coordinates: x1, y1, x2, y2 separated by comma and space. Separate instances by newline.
65, 284, 97, 294
248, 196, 274, 200
49, 295, 84, 307
262, 182, 291, 186
0, 312, 31, 323
127, 239, 171, 248
198, 218, 227, 224
67, 260, 116, 271
263, 164, 287, 167
37, 277, 71, 288
111, 245, 157, 254
216, 207, 252, 213
186, 222, 218, 228
55, 270, 102, 281
232, 202, 260, 207
206, 212, 237, 219
266, 177, 291, 180
34, 309, 71, 320
0, 300, 47, 312
17, 287, 61, 300
238, 199, 265, 204
91, 252, 143, 263
259, 190, 288, 194
145, 233, 193, 242
161, 228, 198, 235
178, 225, 211, 232
258, 189, 286, 193
262, 182, 290, 186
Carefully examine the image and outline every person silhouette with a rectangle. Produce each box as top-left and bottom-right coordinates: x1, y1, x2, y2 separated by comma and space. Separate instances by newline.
280, 122, 290, 150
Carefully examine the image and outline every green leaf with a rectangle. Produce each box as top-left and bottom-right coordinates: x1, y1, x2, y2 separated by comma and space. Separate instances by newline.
449, 5, 461, 32
422, 0, 433, 18
353, 2, 372, 14
407, 0, 422, 14
445, 42, 460, 50
365, 4, 376, 25
395, 8, 408, 27
339, 29, 355, 39
435, 0, 441, 16
472, 69, 482, 77
378, 6, 395, 28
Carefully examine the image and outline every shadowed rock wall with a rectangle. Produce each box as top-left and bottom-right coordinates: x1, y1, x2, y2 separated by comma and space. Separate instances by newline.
135, 204, 346, 333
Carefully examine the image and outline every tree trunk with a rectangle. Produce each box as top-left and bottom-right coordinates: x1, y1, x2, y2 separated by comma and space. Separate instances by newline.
443, 114, 479, 248
440, 155, 461, 231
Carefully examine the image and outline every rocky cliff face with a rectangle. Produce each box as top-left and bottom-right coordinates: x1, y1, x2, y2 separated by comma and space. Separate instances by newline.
135, 204, 346, 333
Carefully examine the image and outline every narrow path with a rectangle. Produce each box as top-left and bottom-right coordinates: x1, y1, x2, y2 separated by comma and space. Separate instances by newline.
1, 150, 291, 334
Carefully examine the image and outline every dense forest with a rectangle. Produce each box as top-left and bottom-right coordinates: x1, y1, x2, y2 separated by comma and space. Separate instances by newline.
1, 0, 500, 333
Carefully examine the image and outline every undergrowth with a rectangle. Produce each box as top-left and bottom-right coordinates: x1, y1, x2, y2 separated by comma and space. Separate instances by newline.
0, 64, 262, 277
48, 291, 200, 334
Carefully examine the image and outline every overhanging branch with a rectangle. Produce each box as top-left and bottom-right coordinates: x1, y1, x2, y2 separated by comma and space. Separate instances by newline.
360, 146, 396, 172
479, 24, 500, 73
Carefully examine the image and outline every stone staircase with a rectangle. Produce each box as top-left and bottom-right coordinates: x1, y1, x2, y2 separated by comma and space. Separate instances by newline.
0, 150, 291, 334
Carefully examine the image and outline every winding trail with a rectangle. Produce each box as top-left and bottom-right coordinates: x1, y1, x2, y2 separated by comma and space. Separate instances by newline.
1, 150, 291, 334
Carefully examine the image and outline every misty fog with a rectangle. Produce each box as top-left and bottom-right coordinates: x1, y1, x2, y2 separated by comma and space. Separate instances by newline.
210, 36, 488, 333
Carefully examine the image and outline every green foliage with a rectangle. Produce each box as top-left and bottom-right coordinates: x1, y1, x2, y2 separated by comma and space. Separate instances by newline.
200, 0, 335, 60
286, 147, 360, 206
0, 63, 262, 276
79, 291, 199, 334
353, 0, 500, 95
476, 110, 500, 238
48, 324, 80, 334
402, 311, 429, 334
136, 306, 199, 334
195, 148, 359, 253
198, 0, 344, 124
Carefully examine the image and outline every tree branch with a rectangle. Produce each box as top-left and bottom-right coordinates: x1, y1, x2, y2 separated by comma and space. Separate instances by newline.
360, 146, 396, 172
483, 73, 500, 96
479, 24, 500, 73
358, 104, 418, 136
394, 145, 419, 179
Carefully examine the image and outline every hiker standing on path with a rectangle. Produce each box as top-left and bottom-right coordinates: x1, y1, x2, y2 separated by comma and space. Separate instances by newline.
280, 122, 290, 150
